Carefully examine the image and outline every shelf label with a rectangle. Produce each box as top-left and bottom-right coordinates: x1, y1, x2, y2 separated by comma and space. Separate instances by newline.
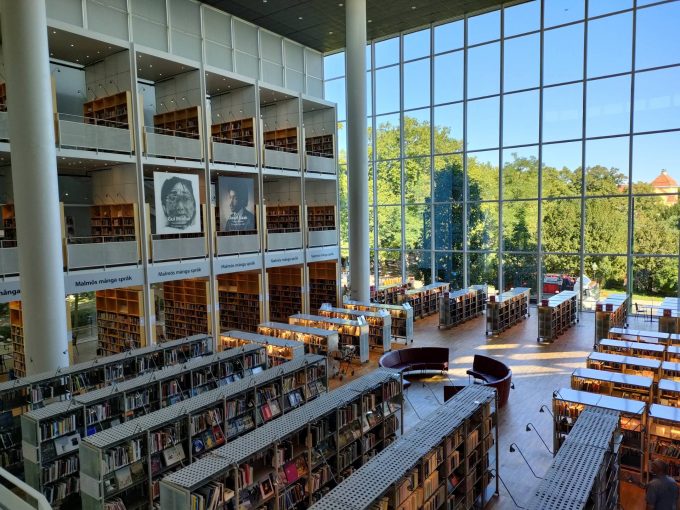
306, 246, 339, 262
0, 279, 20, 303
64, 267, 144, 294
214, 254, 261, 275
265, 250, 303, 268
148, 260, 210, 283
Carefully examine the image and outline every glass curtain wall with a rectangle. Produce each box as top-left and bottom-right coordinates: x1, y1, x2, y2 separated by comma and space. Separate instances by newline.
324, 0, 680, 307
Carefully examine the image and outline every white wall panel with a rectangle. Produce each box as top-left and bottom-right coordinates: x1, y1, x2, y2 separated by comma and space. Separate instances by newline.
286, 69, 304, 92
233, 19, 258, 56
132, 17, 168, 52
46, 0, 83, 27
206, 42, 233, 71
171, 30, 202, 61
263, 61, 284, 87
261, 32, 283, 65
86, 0, 128, 40
305, 49, 323, 78
285, 41, 304, 72
169, 0, 201, 35
235, 51, 259, 80
203, 9, 232, 46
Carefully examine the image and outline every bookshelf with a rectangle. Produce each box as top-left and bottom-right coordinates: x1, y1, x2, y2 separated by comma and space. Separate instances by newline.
289, 313, 370, 363
158, 369, 403, 510
83, 91, 132, 130
0, 82, 6, 111
266, 266, 303, 323
319, 304, 392, 353
1, 203, 17, 247
657, 379, 680, 407
266, 204, 301, 234
657, 297, 680, 334
537, 290, 578, 343
257, 322, 339, 357
10, 301, 24, 376
210, 117, 255, 147
88, 204, 138, 243
308, 261, 338, 311
438, 286, 487, 330
586, 352, 661, 381
153, 106, 202, 140
668, 346, 680, 363
96, 287, 147, 356
217, 272, 262, 333
163, 279, 211, 340
343, 299, 414, 344
403, 282, 450, 320
597, 339, 666, 360
305, 134, 334, 158
220, 331, 305, 366
552, 388, 646, 483
594, 294, 629, 346
263, 127, 298, 153
571, 367, 654, 403
662, 361, 680, 382
370, 282, 407, 305
528, 407, 621, 510
308, 385, 498, 510
79, 354, 326, 510
485, 287, 530, 336
608, 327, 669, 346
307, 205, 336, 232
648, 404, 680, 487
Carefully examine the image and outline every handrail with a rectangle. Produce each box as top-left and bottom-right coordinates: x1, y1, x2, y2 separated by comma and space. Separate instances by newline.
212, 135, 254, 147
67, 235, 136, 245
57, 111, 129, 130
0, 467, 51, 510
144, 124, 200, 139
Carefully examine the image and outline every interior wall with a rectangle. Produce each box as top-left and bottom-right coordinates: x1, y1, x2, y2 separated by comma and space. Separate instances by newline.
51, 63, 87, 116
137, 82, 157, 126
303, 108, 335, 138
304, 180, 336, 206
209, 86, 256, 124
263, 177, 301, 205
91, 165, 138, 204
155, 70, 202, 113
261, 99, 299, 131
84, 51, 132, 99
0, 166, 13, 203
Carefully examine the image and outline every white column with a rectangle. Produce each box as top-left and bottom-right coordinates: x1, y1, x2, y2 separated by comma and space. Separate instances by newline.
1, 0, 69, 374
346, 0, 370, 302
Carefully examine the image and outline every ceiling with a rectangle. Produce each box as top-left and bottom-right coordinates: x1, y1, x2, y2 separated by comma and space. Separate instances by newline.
201, 0, 508, 53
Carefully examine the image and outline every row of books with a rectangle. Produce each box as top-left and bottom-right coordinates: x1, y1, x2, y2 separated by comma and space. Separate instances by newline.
103, 460, 144, 496
150, 425, 183, 454
190, 409, 223, 436
41, 414, 78, 441
44, 475, 79, 504
104, 438, 144, 474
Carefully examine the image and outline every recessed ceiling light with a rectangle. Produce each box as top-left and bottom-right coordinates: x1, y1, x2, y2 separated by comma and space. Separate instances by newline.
76, 59, 80, 62
298, 16, 303, 20
149, 64, 153, 68
70, 43, 74, 47
329, 31, 333, 35
368, 19, 372, 23
50, 53, 54, 56
86, 55, 89, 58
338, 3, 343, 6
411, 5, 416, 9
52, 30, 57, 34
159, 73, 163, 76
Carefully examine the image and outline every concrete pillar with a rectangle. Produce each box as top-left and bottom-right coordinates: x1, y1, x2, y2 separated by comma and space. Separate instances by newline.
1, 0, 69, 374
346, 0, 370, 302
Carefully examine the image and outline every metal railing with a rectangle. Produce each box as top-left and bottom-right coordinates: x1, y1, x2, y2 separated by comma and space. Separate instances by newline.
56, 112, 133, 154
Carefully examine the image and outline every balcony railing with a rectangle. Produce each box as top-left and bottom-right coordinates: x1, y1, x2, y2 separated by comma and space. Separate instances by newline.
56, 113, 133, 154
144, 125, 202, 160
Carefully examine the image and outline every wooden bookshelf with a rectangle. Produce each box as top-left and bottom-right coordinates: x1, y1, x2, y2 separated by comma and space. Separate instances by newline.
657, 379, 680, 407
83, 91, 132, 129
266, 204, 301, 234
308, 261, 338, 311
1, 204, 16, 248
586, 352, 661, 382
263, 127, 298, 153
153, 105, 202, 139
370, 282, 407, 304
289, 313, 370, 363
319, 304, 392, 353
307, 205, 336, 231
220, 331, 306, 366
598, 339, 666, 360
0, 82, 6, 111
211, 117, 254, 146
89, 203, 138, 243
257, 322, 339, 357
343, 299, 414, 343
96, 287, 147, 356
404, 282, 450, 320
9, 301, 24, 377
305, 134, 334, 158
217, 271, 262, 333
267, 266, 303, 323
438, 286, 487, 329
537, 290, 578, 343
163, 279, 211, 340
668, 346, 680, 363
595, 294, 629, 346
158, 369, 403, 510
571, 367, 654, 403
485, 287, 530, 336
608, 327, 670, 346
648, 404, 680, 489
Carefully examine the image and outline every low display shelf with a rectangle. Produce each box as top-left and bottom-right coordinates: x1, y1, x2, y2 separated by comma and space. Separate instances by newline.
595, 294, 629, 346
403, 282, 450, 320
220, 331, 305, 366
318, 303, 392, 353
586, 352, 661, 381
657, 297, 680, 334
308, 385, 498, 510
648, 404, 680, 484
571, 367, 654, 403
657, 379, 680, 407
608, 327, 670, 346
159, 369, 403, 510
597, 339, 666, 360
537, 290, 578, 343
79, 354, 327, 510
343, 299, 414, 344
668, 346, 680, 363
257, 322, 339, 357
485, 288, 530, 336
552, 387, 646, 483
0, 334, 210, 479
438, 286, 487, 330
288, 313, 370, 363
370, 282, 408, 305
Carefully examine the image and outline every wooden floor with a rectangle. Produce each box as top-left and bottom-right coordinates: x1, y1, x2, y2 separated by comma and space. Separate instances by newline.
330, 307, 647, 510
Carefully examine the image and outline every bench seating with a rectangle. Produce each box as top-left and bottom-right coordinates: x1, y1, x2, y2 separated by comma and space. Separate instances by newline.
379, 347, 449, 375
466, 354, 512, 407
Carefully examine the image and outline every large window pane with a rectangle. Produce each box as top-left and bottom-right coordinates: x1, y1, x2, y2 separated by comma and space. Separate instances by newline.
375, 113, 400, 161
376, 159, 401, 204
542, 141, 583, 198
589, 0, 632, 17
435, 252, 464, 288
324, 52, 344, 80
503, 146, 539, 200
585, 137, 629, 196
404, 157, 431, 202
504, 254, 538, 296
585, 197, 628, 254
434, 20, 464, 54
404, 58, 430, 110
467, 42, 500, 99
467, 150, 499, 201
434, 51, 463, 105
587, 12, 632, 78
467, 10, 500, 46
377, 206, 402, 249
403, 29, 430, 61
503, 90, 539, 146
541, 255, 581, 300
375, 37, 399, 68
434, 104, 463, 154
504, 1, 540, 38
633, 257, 679, 299
634, 67, 680, 133
404, 109, 431, 158
586, 75, 631, 138
544, 0, 584, 28
544, 23, 584, 86
434, 154, 464, 202
467, 97, 500, 150
468, 202, 499, 251
324, 78, 346, 121
405, 205, 429, 250
632, 131, 680, 185
503, 33, 540, 92
503, 201, 538, 252
377, 250, 402, 281
434, 203, 464, 250
469, 252, 498, 292
542, 199, 581, 253
406, 251, 432, 285
633, 195, 679, 255
636, 2, 680, 70
585, 255, 627, 297
543, 83, 583, 142
375, 66, 400, 114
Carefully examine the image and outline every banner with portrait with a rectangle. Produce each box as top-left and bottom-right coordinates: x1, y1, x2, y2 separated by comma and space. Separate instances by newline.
153, 172, 201, 234
218, 175, 256, 232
